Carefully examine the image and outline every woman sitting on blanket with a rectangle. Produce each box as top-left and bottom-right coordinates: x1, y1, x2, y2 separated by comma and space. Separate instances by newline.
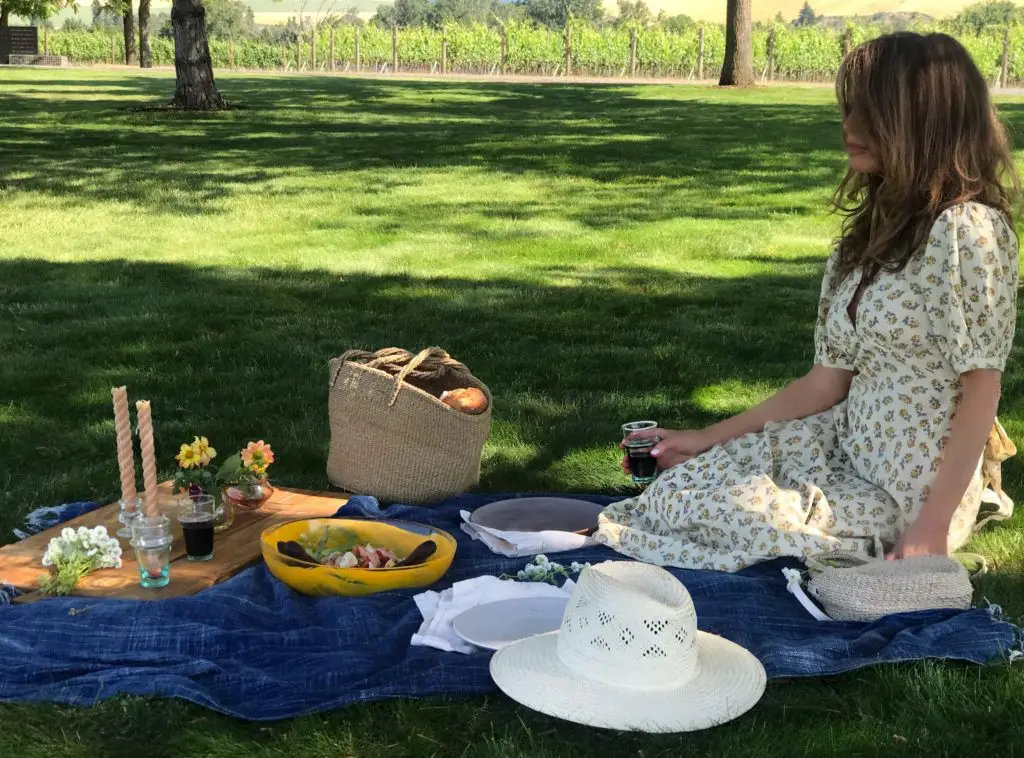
596, 31, 1020, 572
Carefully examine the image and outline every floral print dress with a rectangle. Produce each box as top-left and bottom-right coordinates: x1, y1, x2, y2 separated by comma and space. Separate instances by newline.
595, 203, 1019, 571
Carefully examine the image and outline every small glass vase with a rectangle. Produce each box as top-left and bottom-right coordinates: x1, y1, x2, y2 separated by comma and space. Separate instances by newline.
213, 491, 234, 533
221, 478, 274, 514
131, 515, 173, 589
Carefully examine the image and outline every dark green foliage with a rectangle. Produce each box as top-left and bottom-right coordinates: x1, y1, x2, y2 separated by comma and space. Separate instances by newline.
517, 0, 605, 29
614, 0, 653, 28
795, 1, 817, 26
204, 0, 256, 39
951, 0, 1024, 34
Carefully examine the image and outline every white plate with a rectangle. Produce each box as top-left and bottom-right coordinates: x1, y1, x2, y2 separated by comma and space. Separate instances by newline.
453, 597, 570, 651
468, 497, 604, 534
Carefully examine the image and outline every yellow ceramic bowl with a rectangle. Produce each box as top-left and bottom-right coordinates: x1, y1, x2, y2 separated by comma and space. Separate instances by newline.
260, 518, 457, 597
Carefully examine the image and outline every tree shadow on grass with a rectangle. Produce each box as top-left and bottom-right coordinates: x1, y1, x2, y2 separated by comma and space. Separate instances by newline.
2, 254, 1024, 755
1, 74, 850, 219
3, 256, 1023, 529
0, 256, 829, 526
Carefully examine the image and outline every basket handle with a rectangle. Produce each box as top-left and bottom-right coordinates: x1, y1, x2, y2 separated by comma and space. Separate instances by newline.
781, 568, 833, 622
329, 347, 474, 407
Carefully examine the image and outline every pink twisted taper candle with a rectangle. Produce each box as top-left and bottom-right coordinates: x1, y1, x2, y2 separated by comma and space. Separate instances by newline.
111, 386, 137, 503
136, 400, 159, 517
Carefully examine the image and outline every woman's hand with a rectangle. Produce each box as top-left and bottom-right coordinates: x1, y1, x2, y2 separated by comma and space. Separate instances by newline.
886, 512, 951, 560
616, 365, 854, 478
621, 428, 713, 473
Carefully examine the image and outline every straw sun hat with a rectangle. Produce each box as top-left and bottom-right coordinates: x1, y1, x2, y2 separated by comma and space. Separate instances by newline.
489, 561, 766, 733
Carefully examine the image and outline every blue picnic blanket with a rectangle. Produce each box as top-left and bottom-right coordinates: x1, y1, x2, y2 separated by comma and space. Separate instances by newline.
0, 492, 1019, 721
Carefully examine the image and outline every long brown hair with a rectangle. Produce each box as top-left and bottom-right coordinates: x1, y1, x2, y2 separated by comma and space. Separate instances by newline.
833, 32, 1019, 280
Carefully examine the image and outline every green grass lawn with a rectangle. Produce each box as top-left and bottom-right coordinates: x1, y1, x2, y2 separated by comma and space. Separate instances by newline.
3, 68, 1024, 757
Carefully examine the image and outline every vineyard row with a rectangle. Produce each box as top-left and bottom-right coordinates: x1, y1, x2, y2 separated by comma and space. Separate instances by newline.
41, 22, 1024, 83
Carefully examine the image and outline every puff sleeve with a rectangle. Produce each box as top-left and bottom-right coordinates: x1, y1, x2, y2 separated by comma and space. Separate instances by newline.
923, 203, 1018, 374
814, 249, 855, 370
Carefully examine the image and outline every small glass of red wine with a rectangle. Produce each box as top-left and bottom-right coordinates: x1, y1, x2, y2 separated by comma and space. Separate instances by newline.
622, 420, 660, 485
177, 494, 216, 562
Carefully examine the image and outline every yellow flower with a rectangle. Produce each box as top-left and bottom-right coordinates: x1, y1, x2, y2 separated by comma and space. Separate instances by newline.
176, 443, 202, 470
192, 436, 216, 467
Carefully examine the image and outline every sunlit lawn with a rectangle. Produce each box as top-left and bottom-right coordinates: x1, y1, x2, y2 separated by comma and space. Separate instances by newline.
2, 68, 1024, 757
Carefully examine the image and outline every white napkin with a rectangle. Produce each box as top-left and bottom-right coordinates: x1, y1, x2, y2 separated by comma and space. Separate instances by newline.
412, 575, 575, 653
458, 510, 597, 557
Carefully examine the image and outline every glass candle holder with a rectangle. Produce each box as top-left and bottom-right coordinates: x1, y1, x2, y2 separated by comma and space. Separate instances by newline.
117, 496, 142, 539
131, 515, 173, 589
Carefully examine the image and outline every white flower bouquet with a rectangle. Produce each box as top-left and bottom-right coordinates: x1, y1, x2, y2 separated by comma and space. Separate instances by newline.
506, 554, 591, 585
40, 526, 123, 596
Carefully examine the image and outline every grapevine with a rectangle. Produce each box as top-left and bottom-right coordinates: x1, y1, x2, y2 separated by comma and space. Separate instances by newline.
46, 23, 1022, 84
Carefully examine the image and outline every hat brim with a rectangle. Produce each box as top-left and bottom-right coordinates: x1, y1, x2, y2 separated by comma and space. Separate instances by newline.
489, 630, 766, 733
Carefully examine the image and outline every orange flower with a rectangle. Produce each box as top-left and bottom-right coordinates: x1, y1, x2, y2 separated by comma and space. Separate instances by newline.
241, 440, 274, 475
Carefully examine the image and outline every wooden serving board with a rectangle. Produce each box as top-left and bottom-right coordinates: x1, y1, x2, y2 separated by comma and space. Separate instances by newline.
0, 482, 347, 602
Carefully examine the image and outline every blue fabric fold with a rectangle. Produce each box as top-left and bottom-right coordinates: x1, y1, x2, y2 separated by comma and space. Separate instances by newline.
0, 491, 1018, 721
2, 500, 103, 605
12, 501, 101, 541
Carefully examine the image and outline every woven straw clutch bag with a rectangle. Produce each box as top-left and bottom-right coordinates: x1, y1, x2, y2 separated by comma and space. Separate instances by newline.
802, 552, 974, 622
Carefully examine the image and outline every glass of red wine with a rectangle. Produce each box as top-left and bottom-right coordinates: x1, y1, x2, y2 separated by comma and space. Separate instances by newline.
177, 494, 217, 562
622, 420, 660, 485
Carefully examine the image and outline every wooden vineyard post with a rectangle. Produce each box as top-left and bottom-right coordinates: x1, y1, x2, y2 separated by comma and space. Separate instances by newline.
500, 26, 507, 75
564, 23, 572, 77
355, 26, 361, 71
392, 25, 398, 73
766, 27, 776, 80
312, 27, 318, 70
281, 45, 287, 70
296, 34, 302, 72
1001, 26, 1011, 88
842, 26, 852, 59
229, 39, 235, 68
629, 27, 637, 77
111, 35, 116, 65
441, 36, 448, 74
697, 25, 705, 80
330, 27, 335, 71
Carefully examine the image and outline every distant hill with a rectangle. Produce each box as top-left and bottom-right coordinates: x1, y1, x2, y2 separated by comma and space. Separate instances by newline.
680, 0, 1020, 22
813, 11, 936, 29
40, 0, 1024, 27
47, 0, 386, 28
236, 0, 1023, 24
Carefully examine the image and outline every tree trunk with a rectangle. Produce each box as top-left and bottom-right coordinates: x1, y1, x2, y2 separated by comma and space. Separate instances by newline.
0, 4, 10, 27
124, 7, 138, 66
720, 0, 754, 87
139, 0, 153, 68
171, 0, 225, 109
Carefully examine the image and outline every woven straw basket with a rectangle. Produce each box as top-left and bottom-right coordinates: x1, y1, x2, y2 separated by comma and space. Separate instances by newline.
804, 552, 974, 622
326, 347, 492, 505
